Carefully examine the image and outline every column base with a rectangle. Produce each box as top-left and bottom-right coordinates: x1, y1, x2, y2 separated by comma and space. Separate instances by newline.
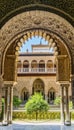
8, 120, 12, 124
61, 119, 65, 124
65, 120, 71, 126
2, 120, 8, 126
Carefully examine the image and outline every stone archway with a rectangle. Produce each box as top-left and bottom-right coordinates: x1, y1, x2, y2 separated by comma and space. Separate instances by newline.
48, 87, 56, 104
32, 78, 45, 96
1, 10, 73, 78
0, 8, 74, 125
21, 87, 29, 103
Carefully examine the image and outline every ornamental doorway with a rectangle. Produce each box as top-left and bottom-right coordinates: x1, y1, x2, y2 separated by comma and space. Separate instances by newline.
32, 79, 45, 97
21, 87, 29, 103
48, 88, 55, 104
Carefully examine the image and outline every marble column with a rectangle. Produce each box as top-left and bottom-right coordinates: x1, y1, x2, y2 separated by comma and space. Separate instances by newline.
3, 84, 13, 125
8, 86, 13, 124
45, 92, 48, 102
21, 61, 23, 72
14, 56, 18, 81
70, 75, 74, 109
29, 62, 31, 72
45, 62, 47, 72
65, 84, 71, 125
0, 75, 3, 113
60, 84, 65, 123
3, 87, 9, 125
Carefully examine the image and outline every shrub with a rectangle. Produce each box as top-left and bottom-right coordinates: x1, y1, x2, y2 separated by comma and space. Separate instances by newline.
54, 97, 61, 105
69, 101, 73, 109
13, 96, 21, 108
25, 93, 49, 120
0, 98, 4, 120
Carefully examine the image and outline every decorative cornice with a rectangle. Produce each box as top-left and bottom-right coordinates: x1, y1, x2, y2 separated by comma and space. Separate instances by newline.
4, 81, 17, 86
56, 81, 70, 85
19, 53, 54, 56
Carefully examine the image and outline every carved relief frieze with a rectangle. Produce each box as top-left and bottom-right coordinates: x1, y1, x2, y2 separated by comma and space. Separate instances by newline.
0, 10, 74, 56
56, 56, 70, 81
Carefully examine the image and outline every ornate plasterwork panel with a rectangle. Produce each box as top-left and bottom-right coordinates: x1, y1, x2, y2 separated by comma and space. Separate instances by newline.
0, 10, 74, 63
0, 10, 74, 50
56, 55, 70, 82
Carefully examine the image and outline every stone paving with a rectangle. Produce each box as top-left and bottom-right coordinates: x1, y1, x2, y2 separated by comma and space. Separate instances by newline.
0, 122, 74, 130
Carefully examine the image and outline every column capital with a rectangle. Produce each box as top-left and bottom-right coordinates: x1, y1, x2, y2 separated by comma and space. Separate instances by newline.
60, 84, 65, 88
57, 55, 67, 59
4, 81, 17, 86
60, 83, 69, 88
70, 74, 74, 81
57, 81, 70, 86
45, 92, 48, 95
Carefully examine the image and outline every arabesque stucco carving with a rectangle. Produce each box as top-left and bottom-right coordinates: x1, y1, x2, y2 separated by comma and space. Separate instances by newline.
0, 11, 74, 53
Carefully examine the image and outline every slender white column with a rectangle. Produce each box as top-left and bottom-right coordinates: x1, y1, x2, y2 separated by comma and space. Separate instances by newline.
29, 62, 31, 72
14, 56, 18, 81
0, 75, 3, 114
70, 75, 74, 109
60, 84, 65, 123
20, 61, 23, 73
45, 92, 48, 102
8, 86, 13, 124
45, 62, 47, 72
65, 84, 71, 125
3, 87, 8, 124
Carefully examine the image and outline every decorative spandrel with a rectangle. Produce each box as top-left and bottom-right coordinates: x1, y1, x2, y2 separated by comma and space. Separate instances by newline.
0, 0, 74, 22
56, 55, 70, 82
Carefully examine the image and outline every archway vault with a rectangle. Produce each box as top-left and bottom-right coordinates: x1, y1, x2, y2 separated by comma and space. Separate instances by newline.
0, 6, 74, 125
2, 28, 71, 82
0, 9, 74, 82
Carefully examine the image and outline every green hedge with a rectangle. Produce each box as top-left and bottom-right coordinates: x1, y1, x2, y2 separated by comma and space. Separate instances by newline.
13, 111, 60, 120
71, 112, 74, 120
13, 111, 74, 120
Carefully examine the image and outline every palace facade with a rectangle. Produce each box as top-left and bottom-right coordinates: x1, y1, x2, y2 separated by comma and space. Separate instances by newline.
11, 44, 71, 104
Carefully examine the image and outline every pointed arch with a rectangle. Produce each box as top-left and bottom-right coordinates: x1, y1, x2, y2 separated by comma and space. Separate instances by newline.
32, 78, 45, 96
23, 60, 29, 72
48, 87, 56, 104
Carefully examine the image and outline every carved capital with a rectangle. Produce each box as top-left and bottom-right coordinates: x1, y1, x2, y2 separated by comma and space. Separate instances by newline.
60, 83, 70, 88
4, 81, 17, 86
57, 55, 67, 59
70, 75, 74, 81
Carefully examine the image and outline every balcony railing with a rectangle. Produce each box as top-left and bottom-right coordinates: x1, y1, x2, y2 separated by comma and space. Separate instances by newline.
17, 68, 56, 74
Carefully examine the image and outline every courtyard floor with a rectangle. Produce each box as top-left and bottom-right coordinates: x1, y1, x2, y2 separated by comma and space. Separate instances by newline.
0, 121, 74, 130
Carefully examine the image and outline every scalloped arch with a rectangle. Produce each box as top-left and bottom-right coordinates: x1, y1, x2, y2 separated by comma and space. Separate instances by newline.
1, 9, 74, 78
15, 30, 59, 56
